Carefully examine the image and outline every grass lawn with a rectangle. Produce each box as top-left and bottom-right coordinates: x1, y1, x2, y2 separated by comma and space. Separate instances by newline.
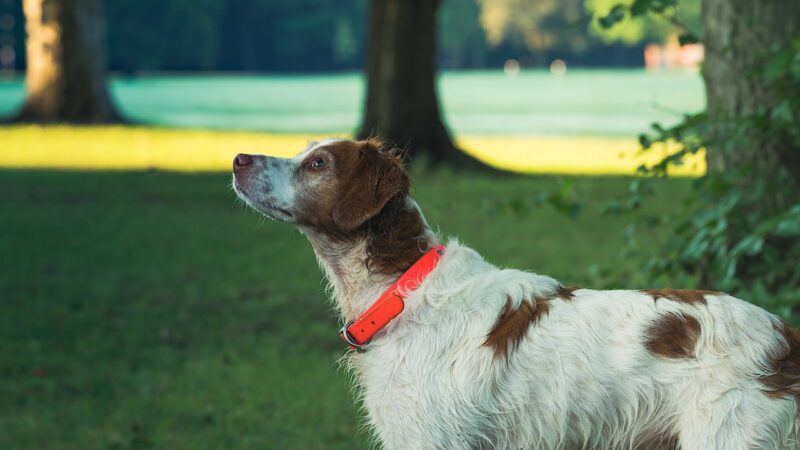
1, 126, 698, 449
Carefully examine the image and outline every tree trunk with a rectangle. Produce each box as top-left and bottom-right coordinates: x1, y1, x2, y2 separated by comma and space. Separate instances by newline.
357, 0, 489, 170
702, 0, 799, 176
15, 0, 121, 123
700, 0, 800, 290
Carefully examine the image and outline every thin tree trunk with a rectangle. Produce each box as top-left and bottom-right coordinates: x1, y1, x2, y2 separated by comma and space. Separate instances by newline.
702, 0, 799, 177
16, 0, 121, 123
357, 0, 491, 170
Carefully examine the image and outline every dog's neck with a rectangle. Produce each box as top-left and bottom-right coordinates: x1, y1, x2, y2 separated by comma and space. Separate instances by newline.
302, 196, 439, 321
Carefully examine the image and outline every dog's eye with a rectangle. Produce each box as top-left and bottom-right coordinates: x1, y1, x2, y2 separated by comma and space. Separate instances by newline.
309, 157, 327, 170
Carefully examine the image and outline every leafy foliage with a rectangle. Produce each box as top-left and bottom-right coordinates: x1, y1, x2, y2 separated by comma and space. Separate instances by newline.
590, 0, 699, 45
482, 179, 582, 220
98, 0, 702, 73
613, 38, 800, 318
597, 4, 627, 28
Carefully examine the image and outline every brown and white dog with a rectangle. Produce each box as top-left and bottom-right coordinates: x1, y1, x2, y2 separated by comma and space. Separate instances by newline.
232, 139, 800, 450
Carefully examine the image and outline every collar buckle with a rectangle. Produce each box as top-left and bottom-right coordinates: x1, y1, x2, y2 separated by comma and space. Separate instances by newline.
339, 320, 368, 352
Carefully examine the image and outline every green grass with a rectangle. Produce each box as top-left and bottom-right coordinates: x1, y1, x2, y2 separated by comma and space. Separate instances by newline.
0, 70, 704, 136
0, 168, 694, 450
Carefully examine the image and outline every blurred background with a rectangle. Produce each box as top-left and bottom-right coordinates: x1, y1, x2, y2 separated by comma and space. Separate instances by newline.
1, 0, 797, 448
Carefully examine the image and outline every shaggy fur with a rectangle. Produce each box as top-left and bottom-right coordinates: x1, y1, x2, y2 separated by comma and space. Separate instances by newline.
233, 139, 800, 450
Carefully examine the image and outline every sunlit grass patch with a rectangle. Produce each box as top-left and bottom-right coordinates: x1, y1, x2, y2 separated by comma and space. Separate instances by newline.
458, 135, 705, 176
0, 126, 705, 175
0, 126, 332, 171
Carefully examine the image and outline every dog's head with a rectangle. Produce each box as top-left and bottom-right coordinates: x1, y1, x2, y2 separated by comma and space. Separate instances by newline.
232, 138, 410, 236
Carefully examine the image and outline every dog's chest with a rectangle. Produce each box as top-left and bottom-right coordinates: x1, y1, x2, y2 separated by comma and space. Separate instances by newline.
354, 332, 501, 449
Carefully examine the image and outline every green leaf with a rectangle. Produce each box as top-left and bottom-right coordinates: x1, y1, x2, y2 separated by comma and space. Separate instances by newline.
774, 212, 800, 236
544, 181, 582, 220
598, 4, 627, 29
719, 258, 738, 286
732, 235, 765, 256
791, 53, 800, 80
771, 100, 793, 122
630, 0, 655, 16
623, 223, 637, 245
638, 133, 652, 149
682, 234, 710, 260
678, 33, 699, 46
764, 51, 791, 82
650, 2, 667, 12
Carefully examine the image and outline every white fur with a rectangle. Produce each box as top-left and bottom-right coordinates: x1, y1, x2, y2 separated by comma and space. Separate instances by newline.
335, 238, 799, 450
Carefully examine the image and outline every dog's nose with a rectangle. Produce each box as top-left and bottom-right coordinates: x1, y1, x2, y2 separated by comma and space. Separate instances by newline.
233, 153, 253, 171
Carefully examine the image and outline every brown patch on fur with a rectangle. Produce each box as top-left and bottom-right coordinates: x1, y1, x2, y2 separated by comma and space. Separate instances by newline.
301, 139, 430, 275
355, 140, 430, 275
760, 322, 800, 404
292, 140, 363, 232
644, 313, 702, 358
632, 428, 679, 450
554, 286, 577, 300
484, 287, 580, 358
641, 289, 719, 305
363, 194, 430, 275
330, 139, 409, 231
484, 296, 550, 359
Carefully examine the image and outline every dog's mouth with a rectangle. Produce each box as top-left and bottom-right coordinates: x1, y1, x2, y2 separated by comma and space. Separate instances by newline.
233, 178, 294, 221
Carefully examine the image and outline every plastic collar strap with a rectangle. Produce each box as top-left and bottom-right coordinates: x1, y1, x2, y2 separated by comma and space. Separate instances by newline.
339, 244, 445, 352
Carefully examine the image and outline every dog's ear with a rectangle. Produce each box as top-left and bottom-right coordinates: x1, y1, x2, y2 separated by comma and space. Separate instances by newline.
333, 142, 409, 231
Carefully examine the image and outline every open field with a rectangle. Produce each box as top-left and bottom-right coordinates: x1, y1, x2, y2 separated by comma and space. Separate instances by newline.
0, 167, 695, 450
0, 70, 707, 175
0, 70, 703, 136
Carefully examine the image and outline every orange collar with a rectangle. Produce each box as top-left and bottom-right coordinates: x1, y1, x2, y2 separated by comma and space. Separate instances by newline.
339, 244, 445, 352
